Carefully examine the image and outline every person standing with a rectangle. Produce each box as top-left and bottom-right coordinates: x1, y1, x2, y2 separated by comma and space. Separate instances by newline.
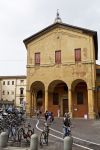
44, 110, 48, 121
63, 113, 71, 138
57, 107, 61, 118
36, 108, 40, 119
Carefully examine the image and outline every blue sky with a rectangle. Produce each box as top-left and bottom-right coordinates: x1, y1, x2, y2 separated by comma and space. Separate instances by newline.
0, 0, 100, 75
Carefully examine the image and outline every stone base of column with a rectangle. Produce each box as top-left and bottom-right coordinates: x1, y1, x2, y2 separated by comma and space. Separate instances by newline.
88, 112, 96, 119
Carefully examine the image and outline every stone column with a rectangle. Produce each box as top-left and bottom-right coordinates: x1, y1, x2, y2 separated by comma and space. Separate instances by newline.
30, 93, 33, 117
68, 89, 72, 118
45, 90, 48, 112
33, 92, 37, 113
31, 93, 34, 115
26, 90, 31, 116
88, 88, 95, 119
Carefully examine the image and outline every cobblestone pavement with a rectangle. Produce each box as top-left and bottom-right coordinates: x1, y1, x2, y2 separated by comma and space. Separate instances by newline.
2, 117, 100, 150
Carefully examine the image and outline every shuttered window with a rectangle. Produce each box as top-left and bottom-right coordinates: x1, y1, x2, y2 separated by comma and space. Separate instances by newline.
75, 48, 81, 61
55, 50, 61, 64
35, 52, 40, 65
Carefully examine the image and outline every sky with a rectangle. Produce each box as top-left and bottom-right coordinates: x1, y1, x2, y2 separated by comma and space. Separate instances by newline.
0, 0, 100, 76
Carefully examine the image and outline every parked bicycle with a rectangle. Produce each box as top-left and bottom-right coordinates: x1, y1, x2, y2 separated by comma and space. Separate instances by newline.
7, 122, 18, 141
18, 123, 34, 143
40, 122, 50, 146
0, 118, 4, 133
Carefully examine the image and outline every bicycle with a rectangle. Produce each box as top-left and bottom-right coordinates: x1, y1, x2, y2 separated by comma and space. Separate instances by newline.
18, 123, 34, 143
0, 119, 4, 133
7, 124, 18, 142
40, 122, 50, 146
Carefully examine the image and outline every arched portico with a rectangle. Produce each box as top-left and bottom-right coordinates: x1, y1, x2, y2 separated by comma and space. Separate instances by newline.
71, 79, 88, 118
48, 80, 68, 116
30, 81, 45, 115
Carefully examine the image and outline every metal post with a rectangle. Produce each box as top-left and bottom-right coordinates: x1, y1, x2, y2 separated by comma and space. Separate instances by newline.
30, 134, 38, 150
0, 132, 8, 148
64, 136, 73, 150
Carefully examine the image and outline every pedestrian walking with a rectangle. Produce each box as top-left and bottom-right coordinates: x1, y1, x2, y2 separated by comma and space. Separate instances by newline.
57, 108, 61, 118
63, 113, 71, 138
36, 108, 40, 119
44, 110, 48, 121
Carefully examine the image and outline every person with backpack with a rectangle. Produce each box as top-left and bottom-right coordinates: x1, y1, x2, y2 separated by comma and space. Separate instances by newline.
63, 113, 71, 138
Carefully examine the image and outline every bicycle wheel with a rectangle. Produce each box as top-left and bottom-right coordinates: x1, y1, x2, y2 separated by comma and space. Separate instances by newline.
12, 127, 18, 142
0, 126, 4, 134
40, 131, 48, 146
26, 130, 33, 143
8, 127, 16, 142
45, 132, 48, 145
18, 128, 24, 142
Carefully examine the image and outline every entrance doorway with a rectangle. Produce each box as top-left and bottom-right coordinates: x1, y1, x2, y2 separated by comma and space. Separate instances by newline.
72, 81, 88, 118
63, 99, 68, 116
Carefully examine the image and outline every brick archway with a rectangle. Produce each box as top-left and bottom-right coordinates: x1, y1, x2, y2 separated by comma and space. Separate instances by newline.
71, 79, 88, 118
30, 81, 45, 114
48, 80, 68, 116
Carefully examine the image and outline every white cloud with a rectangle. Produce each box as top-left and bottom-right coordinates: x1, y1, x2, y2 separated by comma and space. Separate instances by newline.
0, 0, 100, 75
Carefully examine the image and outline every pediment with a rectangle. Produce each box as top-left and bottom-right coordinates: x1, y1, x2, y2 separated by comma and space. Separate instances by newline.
23, 22, 98, 59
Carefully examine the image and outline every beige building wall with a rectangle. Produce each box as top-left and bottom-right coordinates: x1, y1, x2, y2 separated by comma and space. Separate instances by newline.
27, 27, 96, 88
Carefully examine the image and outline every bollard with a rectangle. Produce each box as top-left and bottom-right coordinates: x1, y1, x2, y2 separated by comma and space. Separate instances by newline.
30, 134, 38, 150
64, 136, 73, 150
0, 132, 8, 148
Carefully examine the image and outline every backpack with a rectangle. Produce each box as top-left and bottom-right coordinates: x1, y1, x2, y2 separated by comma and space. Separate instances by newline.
63, 117, 69, 127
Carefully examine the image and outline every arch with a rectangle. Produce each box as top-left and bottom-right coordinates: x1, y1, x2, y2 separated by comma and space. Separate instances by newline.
48, 79, 68, 91
30, 81, 45, 113
71, 79, 87, 91
30, 81, 45, 92
48, 80, 68, 116
71, 79, 88, 118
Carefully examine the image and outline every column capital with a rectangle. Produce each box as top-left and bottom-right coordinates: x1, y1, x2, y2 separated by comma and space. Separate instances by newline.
88, 88, 92, 90
88, 87, 96, 91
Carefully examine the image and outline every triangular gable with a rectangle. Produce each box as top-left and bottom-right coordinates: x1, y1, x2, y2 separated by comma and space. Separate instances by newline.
23, 22, 98, 59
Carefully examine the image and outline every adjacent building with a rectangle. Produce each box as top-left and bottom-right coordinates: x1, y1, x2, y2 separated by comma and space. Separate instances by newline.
0, 76, 26, 109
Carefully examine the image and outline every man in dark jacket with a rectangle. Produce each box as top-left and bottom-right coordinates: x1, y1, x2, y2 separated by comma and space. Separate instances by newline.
63, 113, 71, 137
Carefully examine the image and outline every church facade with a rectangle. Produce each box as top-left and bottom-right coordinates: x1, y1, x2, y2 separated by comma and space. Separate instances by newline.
24, 15, 100, 119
